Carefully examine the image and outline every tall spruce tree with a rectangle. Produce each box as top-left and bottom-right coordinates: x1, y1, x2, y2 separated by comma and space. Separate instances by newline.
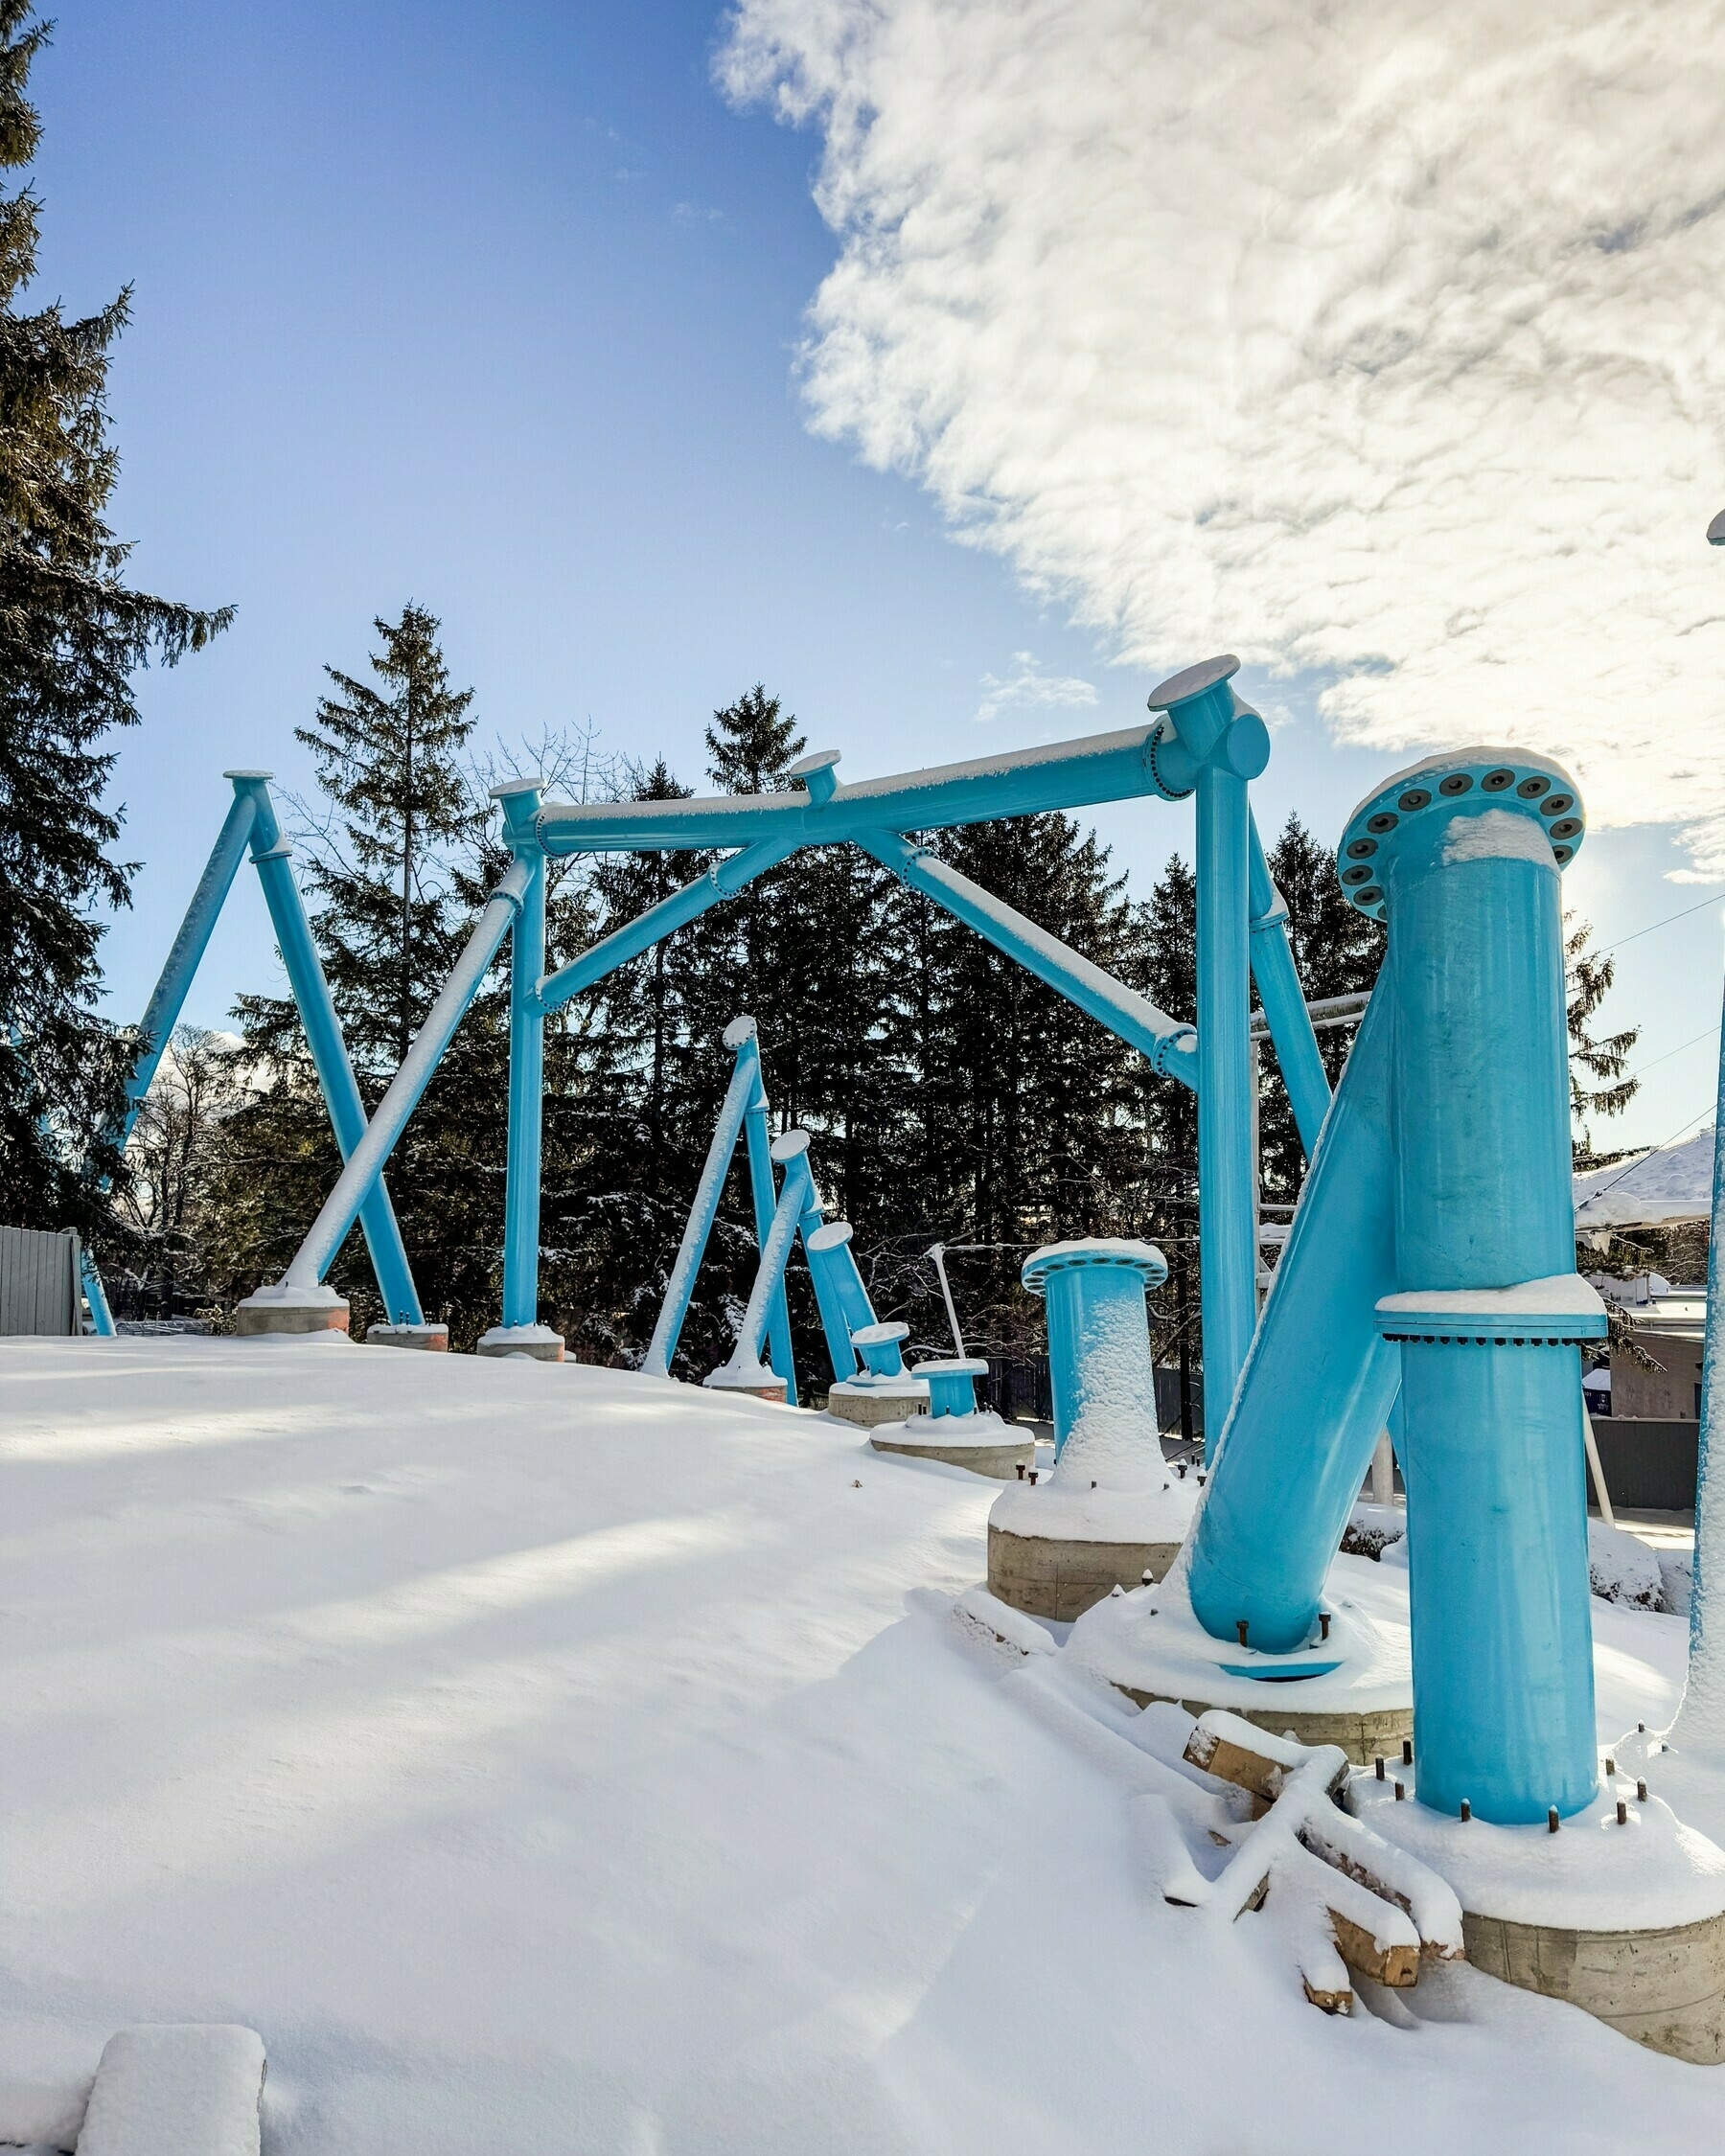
215, 608, 502, 1338
0, 4, 230, 1234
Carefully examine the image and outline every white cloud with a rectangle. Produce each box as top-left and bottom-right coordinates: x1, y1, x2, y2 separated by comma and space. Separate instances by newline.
975, 650, 1097, 723
721, 0, 1725, 870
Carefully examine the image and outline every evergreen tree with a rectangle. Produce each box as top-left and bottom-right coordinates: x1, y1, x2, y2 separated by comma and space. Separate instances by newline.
1256, 813, 1384, 1200
1128, 853, 1200, 1414
0, 5, 230, 1234
1566, 914, 1638, 1166
214, 608, 502, 1340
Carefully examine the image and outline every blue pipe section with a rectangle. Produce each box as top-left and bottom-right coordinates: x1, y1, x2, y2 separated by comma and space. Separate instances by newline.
536, 837, 803, 1015
494, 782, 548, 1332
1185, 981, 1400, 1649
538, 725, 1188, 857
855, 830, 1199, 1087
119, 789, 258, 1143
1376, 779, 1596, 1822
233, 778, 425, 1325
1023, 1241, 1167, 1457
714, 1148, 814, 1377
1248, 818, 1331, 1158
1150, 660, 1266, 1434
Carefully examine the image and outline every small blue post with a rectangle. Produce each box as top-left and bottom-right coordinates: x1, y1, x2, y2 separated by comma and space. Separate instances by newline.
851, 1320, 909, 1378
1148, 659, 1268, 1434
230, 776, 426, 1327
494, 780, 550, 1341
1022, 1239, 1167, 1460
919, 1358, 989, 1417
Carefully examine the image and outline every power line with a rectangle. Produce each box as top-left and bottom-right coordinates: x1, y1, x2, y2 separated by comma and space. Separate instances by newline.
1577, 1099, 1717, 1210
1590, 891, 1724, 961
1626, 1025, 1720, 1082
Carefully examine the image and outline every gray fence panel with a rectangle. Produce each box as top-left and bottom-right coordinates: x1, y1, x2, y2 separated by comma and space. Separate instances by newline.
0, 1227, 80, 1336
1589, 1415, 1699, 1512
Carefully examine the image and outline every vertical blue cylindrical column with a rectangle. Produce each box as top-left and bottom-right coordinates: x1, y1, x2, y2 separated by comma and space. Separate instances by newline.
1022, 1239, 1166, 1471
495, 780, 547, 1332
1148, 659, 1267, 1441
1350, 754, 1598, 1823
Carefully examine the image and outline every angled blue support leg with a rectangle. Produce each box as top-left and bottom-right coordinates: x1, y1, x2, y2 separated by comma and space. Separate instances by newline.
1248, 817, 1331, 1158
706, 1144, 816, 1388
739, 1036, 798, 1403
646, 1020, 767, 1380
231, 776, 425, 1325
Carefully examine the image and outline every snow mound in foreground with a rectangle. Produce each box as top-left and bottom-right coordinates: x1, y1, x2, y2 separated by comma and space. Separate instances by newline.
0, 1336, 1717, 2153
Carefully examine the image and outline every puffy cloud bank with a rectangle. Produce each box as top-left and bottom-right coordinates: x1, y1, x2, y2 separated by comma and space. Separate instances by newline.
722, 0, 1725, 868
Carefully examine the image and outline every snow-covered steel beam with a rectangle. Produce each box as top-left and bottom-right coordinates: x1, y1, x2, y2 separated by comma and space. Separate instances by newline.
853, 830, 1199, 1088
281, 860, 532, 1290
534, 723, 1190, 857
644, 1021, 767, 1381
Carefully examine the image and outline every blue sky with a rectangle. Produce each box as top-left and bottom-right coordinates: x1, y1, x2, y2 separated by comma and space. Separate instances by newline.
35, 0, 1725, 1155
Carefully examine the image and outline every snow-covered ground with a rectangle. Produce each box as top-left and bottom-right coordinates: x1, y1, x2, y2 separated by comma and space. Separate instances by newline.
1, 1335, 1723, 2153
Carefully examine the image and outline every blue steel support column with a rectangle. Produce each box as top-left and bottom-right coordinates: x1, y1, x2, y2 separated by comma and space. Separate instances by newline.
231, 776, 425, 1325
738, 1034, 797, 1402
1185, 983, 1399, 1649
1349, 752, 1598, 1823
1148, 659, 1268, 1437
494, 781, 548, 1333
774, 1133, 856, 1382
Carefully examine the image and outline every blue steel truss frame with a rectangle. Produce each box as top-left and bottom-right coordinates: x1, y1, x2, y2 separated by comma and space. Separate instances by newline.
261, 655, 1330, 1426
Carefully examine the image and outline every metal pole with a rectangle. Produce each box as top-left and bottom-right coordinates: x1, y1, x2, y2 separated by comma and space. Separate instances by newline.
1674, 965, 1725, 1748
739, 1032, 798, 1403
930, 1243, 967, 1358
1247, 819, 1331, 1158
495, 781, 547, 1334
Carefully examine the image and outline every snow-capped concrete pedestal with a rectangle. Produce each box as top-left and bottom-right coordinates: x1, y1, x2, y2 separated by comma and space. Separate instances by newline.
233, 1282, 350, 1337
870, 1408, 1033, 1479
476, 1323, 565, 1362
702, 1367, 789, 1403
1064, 1562, 1414, 1763
1351, 1760, 1725, 2062
367, 1322, 449, 1350
825, 1375, 929, 1428
987, 1479, 1195, 1619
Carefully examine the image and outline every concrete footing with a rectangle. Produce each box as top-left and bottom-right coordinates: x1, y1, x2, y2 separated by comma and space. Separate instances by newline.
1462, 1905, 1725, 2064
704, 1375, 789, 1403
234, 1286, 350, 1337
476, 1324, 565, 1362
870, 1429, 1035, 1479
367, 1323, 449, 1351
987, 1523, 1182, 1621
826, 1380, 929, 1429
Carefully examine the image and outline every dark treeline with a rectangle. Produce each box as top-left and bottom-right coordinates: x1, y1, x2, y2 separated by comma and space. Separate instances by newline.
110, 609, 1385, 1385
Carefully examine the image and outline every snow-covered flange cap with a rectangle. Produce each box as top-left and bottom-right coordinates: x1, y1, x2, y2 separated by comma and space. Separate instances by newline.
1336, 747, 1586, 926
1375, 1272, 1608, 1347
1021, 1238, 1168, 1294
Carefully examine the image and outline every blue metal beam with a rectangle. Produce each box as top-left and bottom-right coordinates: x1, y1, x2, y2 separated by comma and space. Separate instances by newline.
535, 724, 1186, 857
